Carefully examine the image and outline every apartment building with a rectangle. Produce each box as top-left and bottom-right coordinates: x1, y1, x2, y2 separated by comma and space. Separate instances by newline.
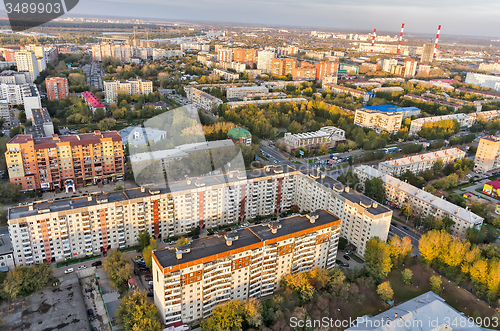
24, 108, 54, 138
5, 131, 124, 191
283, 126, 345, 149
233, 48, 257, 66
218, 61, 247, 72
0, 70, 30, 84
227, 98, 307, 109
354, 108, 402, 133
45, 77, 69, 101
354, 165, 484, 238
152, 49, 184, 61
103, 78, 153, 103
226, 86, 269, 100
15, 50, 39, 82
152, 210, 341, 324
184, 87, 223, 111
291, 62, 316, 81
404, 60, 418, 77
378, 148, 466, 176
358, 105, 421, 119
91, 43, 133, 62
81, 91, 105, 114
217, 48, 234, 63
409, 113, 473, 135
325, 84, 371, 102
295, 170, 392, 256
474, 135, 500, 173
465, 72, 500, 92
212, 69, 239, 81
479, 62, 500, 75
257, 50, 275, 73
315, 61, 339, 82
271, 58, 297, 77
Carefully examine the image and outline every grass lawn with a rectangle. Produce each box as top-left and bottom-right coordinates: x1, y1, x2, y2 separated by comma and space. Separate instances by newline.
292, 161, 302, 165
483, 223, 500, 237
259, 154, 269, 161
308, 159, 315, 163
475, 188, 498, 201
276, 131, 285, 138
452, 182, 476, 192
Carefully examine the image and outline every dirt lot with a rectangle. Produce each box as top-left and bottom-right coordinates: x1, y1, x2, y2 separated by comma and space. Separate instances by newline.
0, 274, 90, 331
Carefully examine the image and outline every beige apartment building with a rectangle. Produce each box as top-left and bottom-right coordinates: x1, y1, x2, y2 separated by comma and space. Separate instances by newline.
474, 135, 500, 173
184, 87, 223, 111
354, 165, 484, 238
226, 86, 269, 100
354, 108, 403, 133
378, 148, 466, 176
152, 210, 341, 324
103, 78, 153, 103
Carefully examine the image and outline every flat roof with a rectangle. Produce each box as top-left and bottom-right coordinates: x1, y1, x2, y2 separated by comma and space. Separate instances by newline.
359, 105, 421, 113
355, 165, 484, 225
153, 210, 340, 269
7, 131, 122, 147
379, 148, 465, 169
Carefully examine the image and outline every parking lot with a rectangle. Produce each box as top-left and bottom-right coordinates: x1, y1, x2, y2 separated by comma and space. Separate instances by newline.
0, 274, 90, 331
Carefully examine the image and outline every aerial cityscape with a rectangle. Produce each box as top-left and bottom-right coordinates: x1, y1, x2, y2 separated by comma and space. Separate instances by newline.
0, 2, 500, 331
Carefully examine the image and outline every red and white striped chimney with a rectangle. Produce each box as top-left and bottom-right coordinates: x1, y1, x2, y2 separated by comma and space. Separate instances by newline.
397, 23, 405, 54
433, 25, 441, 58
371, 28, 376, 52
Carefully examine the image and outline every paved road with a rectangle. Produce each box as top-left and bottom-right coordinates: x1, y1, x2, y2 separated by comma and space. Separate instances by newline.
389, 217, 422, 256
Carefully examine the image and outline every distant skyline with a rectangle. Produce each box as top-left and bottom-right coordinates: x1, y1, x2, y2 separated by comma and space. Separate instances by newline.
65, 0, 500, 38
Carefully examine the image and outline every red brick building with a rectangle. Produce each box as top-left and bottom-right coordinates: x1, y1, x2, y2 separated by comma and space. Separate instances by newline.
45, 77, 69, 100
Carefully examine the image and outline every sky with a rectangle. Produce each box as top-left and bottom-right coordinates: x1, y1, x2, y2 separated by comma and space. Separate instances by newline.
68, 0, 499, 38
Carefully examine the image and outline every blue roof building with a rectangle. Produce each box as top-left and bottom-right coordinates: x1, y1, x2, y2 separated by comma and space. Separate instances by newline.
359, 105, 421, 118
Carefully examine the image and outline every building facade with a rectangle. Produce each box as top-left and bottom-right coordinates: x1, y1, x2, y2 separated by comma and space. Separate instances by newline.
354, 108, 402, 133
354, 165, 484, 238
257, 51, 275, 73
103, 78, 153, 103
409, 113, 473, 135
226, 86, 269, 100
81, 91, 105, 114
6, 131, 124, 191
185, 87, 223, 111
152, 210, 341, 324
474, 135, 500, 173
15, 50, 39, 82
283, 126, 345, 149
45, 77, 69, 101
378, 148, 466, 176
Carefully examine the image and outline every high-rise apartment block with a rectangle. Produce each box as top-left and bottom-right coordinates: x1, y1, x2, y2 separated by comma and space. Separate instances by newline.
292, 62, 317, 81
257, 50, 275, 73
217, 48, 234, 63
421, 43, 434, 63
45, 77, 69, 100
15, 50, 39, 82
315, 61, 339, 82
474, 135, 500, 173
403, 60, 418, 77
354, 108, 402, 133
232, 48, 257, 66
92, 43, 133, 62
152, 210, 341, 324
271, 58, 297, 77
5, 131, 124, 191
103, 78, 153, 103
24, 108, 54, 138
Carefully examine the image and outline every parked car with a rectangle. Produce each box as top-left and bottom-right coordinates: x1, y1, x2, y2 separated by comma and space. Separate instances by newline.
77, 265, 87, 270
343, 255, 351, 261
144, 273, 152, 278
402, 226, 409, 230
85, 287, 94, 293
192, 235, 199, 239
147, 292, 154, 297
88, 309, 95, 320
145, 277, 153, 282
64, 268, 74, 274
391, 222, 398, 227
135, 255, 143, 260
91, 261, 102, 267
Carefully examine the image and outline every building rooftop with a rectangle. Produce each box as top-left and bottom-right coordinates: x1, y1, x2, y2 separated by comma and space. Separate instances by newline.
359, 105, 421, 113
153, 210, 340, 269
31, 108, 52, 125
355, 165, 484, 225
119, 126, 167, 147
7, 130, 122, 148
485, 179, 500, 190
228, 127, 252, 140
410, 113, 470, 125
347, 291, 489, 331
379, 148, 465, 169
479, 135, 500, 143
81, 91, 105, 109
227, 98, 307, 108
0, 227, 13, 255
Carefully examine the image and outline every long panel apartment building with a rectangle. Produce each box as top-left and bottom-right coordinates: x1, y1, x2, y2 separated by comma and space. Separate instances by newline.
152, 210, 341, 324
5, 131, 124, 191
103, 78, 153, 103
185, 87, 223, 110
8, 165, 393, 267
378, 148, 466, 176
354, 108, 402, 133
354, 165, 484, 238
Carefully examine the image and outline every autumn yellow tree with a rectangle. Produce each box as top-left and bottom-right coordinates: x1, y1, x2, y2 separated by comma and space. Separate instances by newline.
365, 237, 393, 282
441, 237, 470, 267
201, 299, 261, 331
388, 235, 412, 266
143, 238, 159, 269
282, 272, 315, 302
430, 275, 442, 294
487, 260, 500, 302
402, 268, 413, 285
470, 258, 489, 286
377, 281, 394, 302
419, 230, 451, 264
104, 250, 133, 288
116, 290, 161, 331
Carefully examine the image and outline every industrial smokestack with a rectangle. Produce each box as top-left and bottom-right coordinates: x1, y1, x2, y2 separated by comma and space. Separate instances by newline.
371, 28, 376, 52
397, 23, 405, 54
433, 25, 441, 58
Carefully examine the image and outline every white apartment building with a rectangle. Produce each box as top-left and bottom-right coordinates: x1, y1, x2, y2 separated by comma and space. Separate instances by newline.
382, 59, 398, 72
227, 98, 307, 109
257, 50, 275, 73
0, 70, 30, 84
378, 148, 466, 176
184, 87, 223, 111
0, 83, 41, 119
325, 84, 371, 102
153, 49, 184, 61
354, 165, 484, 238
152, 210, 341, 324
15, 50, 39, 82
103, 78, 153, 103
217, 48, 234, 63
226, 86, 269, 100
474, 135, 500, 173
465, 72, 500, 91
0, 99, 9, 124
284, 126, 345, 149
409, 113, 473, 135
212, 69, 239, 81
354, 108, 402, 133
479, 62, 500, 75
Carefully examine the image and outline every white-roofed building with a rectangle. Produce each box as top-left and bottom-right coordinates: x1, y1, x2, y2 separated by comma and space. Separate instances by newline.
119, 126, 168, 147
284, 126, 345, 148
378, 148, 466, 176
347, 291, 494, 331
354, 165, 484, 238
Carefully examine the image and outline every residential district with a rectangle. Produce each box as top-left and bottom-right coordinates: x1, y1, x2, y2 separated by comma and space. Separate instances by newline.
0, 18, 499, 331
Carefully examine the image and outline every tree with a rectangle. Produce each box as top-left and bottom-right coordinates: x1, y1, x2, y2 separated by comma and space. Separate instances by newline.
388, 235, 412, 266
430, 275, 442, 294
176, 236, 188, 247
400, 203, 414, 222
116, 290, 162, 331
94, 108, 107, 122
137, 231, 151, 251
377, 281, 394, 302
364, 177, 387, 204
143, 238, 158, 269
364, 237, 393, 282
104, 250, 133, 288
402, 268, 413, 285
282, 272, 315, 303
419, 230, 451, 264
0, 263, 54, 300
201, 299, 261, 331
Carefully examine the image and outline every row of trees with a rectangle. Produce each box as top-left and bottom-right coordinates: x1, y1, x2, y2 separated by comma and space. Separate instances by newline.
419, 230, 500, 303
418, 119, 461, 140
0, 263, 56, 299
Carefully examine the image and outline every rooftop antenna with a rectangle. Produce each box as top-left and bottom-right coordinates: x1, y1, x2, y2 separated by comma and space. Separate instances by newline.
371, 28, 376, 53
433, 25, 441, 58
397, 23, 405, 54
